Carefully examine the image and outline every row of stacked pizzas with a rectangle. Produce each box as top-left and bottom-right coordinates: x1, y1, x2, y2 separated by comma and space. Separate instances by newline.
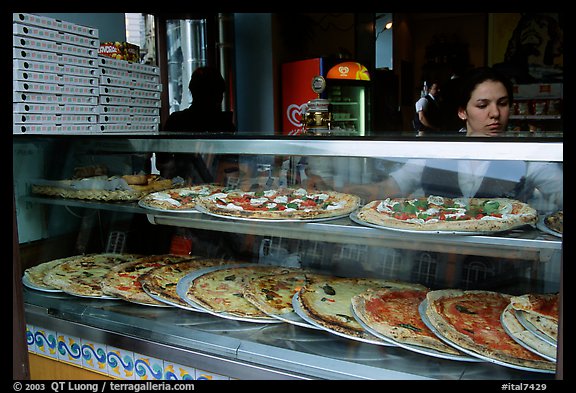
23, 253, 558, 374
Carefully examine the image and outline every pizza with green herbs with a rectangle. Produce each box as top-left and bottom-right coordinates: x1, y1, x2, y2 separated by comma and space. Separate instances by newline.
356, 196, 537, 232
195, 187, 361, 220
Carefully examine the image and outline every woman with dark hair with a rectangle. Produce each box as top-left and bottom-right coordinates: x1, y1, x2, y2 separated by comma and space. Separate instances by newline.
343, 67, 562, 211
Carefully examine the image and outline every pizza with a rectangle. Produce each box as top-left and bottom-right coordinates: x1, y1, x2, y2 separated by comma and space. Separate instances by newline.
185, 265, 298, 319
138, 184, 224, 211
356, 195, 537, 232
139, 258, 232, 307
195, 187, 361, 220
43, 253, 142, 297
544, 210, 563, 235
243, 270, 321, 317
100, 254, 195, 305
501, 304, 557, 360
351, 287, 461, 355
424, 289, 555, 371
297, 275, 427, 340
23, 254, 96, 291
510, 293, 559, 341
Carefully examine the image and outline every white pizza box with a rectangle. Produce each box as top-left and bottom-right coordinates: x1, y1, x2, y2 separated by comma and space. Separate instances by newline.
13, 23, 100, 49
14, 69, 99, 88
13, 36, 98, 59
13, 13, 99, 39
98, 114, 159, 125
99, 105, 159, 116
13, 47, 99, 68
13, 123, 97, 135
14, 102, 99, 115
99, 75, 162, 92
13, 59, 99, 78
100, 66, 160, 83
13, 92, 98, 105
99, 85, 161, 100
97, 123, 159, 133
14, 81, 99, 96
97, 56, 160, 76
99, 95, 161, 108
14, 113, 98, 124
514, 83, 563, 100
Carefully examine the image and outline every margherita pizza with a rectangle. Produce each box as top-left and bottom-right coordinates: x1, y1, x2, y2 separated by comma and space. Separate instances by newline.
351, 287, 461, 355
297, 275, 426, 340
43, 253, 142, 297
356, 195, 537, 232
195, 187, 360, 220
139, 258, 233, 307
100, 254, 195, 305
424, 289, 555, 371
138, 184, 224, 211
185, 265, 298, 319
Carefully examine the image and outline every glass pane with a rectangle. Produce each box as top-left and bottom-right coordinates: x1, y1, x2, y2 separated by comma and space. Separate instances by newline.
166, 19, 208, 114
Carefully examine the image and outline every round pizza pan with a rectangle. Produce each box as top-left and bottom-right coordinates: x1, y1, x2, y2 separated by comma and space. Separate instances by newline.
536, 215, 562, 238
291, 292, 393, 346
514, 309, 558, 347
22, 275, 63, 293
349, 211, 493, 235
176, 265, 284, 324
61, 290, 122, 300
500, 306, 556, 362
349, 301, 480, 362
195, 203, 352, 223
137, 198, 202, 213
142, 284, 208, 312
266, 310, 322, 330
418, 300, 555, 374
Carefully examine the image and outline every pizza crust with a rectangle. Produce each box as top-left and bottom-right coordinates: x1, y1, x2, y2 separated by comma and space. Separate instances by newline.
425, 289, 555, 371
351, 288, 460, 355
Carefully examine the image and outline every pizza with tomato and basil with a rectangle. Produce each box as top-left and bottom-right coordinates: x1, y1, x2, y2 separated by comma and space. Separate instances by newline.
424, 289, 555, 371
195, 187, 361, 220
138, 184, 224, 211
356, 195, 537, 233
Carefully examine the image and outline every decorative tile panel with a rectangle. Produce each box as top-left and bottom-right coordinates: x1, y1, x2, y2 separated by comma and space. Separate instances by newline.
26, 324, 234, 380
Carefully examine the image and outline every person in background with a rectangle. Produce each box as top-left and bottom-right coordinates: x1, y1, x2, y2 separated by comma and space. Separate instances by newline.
345, 66, 562, 212
156, 66, 237, 184
412, 81, 442, 136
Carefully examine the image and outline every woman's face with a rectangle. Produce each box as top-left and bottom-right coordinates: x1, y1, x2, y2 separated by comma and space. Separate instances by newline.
459, 80, 511, 137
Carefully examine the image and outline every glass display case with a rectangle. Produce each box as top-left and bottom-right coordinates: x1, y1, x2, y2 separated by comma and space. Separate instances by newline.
13, 133, 563, 380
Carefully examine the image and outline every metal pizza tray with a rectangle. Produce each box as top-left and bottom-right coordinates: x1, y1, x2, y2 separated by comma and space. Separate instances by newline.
291, 292, 393, 346
22, 274, 62, 293
349, 301, 480, 362
500, 305, 556, 362
195, 203, 351, 223
418, 300, 555, 374
142, 284, 208, 312
514, 309, 558, 347
176, 264, 284, 324
536, 215, 562, 238
349, 211, 497, 236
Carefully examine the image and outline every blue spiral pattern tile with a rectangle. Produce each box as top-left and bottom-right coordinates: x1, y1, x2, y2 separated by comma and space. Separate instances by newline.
58, 337, 82, 361
34, 330, 57, 354
135, 358, 163, 380
81, 344, 107, 364
108, 350, 134, 377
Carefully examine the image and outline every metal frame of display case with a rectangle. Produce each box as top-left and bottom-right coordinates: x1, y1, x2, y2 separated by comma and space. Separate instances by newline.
15, 135, 563, 380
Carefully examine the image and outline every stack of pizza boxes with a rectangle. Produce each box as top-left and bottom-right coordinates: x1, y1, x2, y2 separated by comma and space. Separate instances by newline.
97, 56, 161, 134
13, 13, 101, 134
